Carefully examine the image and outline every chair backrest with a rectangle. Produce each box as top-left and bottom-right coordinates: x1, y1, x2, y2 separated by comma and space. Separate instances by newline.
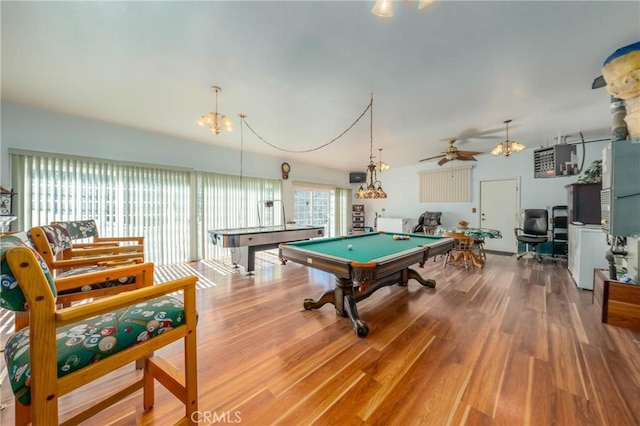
522, 209, 549, 236
51, 220, 99, 240
0, 235, 57, 311
413, 211, 442, 233
28, 224, 72, 267
443, 232, 474, 250
421, 211, 442, 226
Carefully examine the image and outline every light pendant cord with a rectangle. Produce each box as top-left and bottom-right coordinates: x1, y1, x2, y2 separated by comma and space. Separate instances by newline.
241, 96, 373, 153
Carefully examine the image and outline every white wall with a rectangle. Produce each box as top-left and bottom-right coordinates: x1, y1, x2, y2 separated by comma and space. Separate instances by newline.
0, 102, 349, 220
352, 139, 608, 230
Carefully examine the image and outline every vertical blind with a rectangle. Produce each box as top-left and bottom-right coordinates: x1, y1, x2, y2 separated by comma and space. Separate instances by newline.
197, 172, 282, 260
418, 165, 473, 203
10, 151, 282, 265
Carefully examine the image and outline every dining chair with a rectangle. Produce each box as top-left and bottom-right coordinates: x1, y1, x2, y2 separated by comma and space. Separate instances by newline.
443, 232, 475, 271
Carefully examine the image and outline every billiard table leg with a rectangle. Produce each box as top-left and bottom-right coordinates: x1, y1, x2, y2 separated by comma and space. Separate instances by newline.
302, 277, 350, 313
402, 268, 436, 288
303, 290, 335, 310
344, 294, 369, 338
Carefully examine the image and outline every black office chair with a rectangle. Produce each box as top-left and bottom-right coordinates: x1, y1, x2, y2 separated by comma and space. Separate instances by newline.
514, 209, 549, 261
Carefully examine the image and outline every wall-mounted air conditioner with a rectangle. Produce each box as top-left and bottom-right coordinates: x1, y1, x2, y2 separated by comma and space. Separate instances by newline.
533, 145, 578, 178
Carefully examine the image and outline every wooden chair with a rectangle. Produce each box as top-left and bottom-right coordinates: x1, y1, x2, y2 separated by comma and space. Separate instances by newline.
51, 219, 145, 251
443, 232, 475, 271
29, 225, 144, 276
2, 245, 198, 425
1, 232, 155, 329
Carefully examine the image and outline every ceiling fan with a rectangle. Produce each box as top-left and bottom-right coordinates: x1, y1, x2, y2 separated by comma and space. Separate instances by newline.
419, 139, 483, 166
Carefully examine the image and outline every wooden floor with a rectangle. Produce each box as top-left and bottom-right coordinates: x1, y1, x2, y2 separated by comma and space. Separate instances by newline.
1, 251, 639, 425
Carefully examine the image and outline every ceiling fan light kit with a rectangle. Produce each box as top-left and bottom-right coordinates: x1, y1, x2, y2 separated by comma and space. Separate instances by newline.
197, 86, 233, 135
419, 139, 483, 166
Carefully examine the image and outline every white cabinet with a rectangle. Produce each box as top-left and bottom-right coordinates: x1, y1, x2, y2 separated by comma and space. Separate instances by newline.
568, 224, 609, 290
377, 217, 412, 233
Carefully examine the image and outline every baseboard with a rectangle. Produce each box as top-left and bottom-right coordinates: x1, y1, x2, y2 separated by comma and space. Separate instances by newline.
485, 250, 514, 256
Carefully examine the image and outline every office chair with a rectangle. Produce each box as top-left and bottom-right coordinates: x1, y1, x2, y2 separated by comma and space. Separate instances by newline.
514, 209, 549, 261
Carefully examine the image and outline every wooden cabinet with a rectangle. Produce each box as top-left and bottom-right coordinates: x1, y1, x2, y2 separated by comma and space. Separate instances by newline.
565, 182, 601, 225
593, 269, 640, 331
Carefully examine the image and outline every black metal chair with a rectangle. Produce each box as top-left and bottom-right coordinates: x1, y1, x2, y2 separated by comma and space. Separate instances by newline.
515, 209, 549, 261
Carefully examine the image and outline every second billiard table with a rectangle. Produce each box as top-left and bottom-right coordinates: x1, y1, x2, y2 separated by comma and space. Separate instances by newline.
279, 232, 454, 337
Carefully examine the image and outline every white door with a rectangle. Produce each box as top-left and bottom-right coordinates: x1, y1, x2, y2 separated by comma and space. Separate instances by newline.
480, 179, 519, 253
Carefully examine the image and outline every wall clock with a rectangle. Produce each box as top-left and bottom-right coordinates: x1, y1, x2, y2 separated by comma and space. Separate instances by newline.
281, 162, 291, 180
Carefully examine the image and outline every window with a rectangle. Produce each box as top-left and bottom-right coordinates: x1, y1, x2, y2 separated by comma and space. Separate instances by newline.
293, 184, 351, 238
11, 150, 282, 265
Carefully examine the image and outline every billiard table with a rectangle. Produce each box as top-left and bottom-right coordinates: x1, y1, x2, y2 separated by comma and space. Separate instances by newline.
279, 232, 454, 337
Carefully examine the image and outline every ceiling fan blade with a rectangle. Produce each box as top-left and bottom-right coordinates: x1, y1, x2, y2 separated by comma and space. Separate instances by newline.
437, 157, 450, 166
419, 154, 446, 162
459, 150, 483, 156
448, 126, 505, 142
456, 156, 478, 161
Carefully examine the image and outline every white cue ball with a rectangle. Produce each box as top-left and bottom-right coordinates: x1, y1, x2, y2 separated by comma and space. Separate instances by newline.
347, 244, 353, 250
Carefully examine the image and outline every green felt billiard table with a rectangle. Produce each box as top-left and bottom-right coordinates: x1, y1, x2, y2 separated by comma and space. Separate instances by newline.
279, 232, 454, 337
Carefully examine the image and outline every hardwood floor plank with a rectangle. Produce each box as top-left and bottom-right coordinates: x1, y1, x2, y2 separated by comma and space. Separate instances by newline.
461, 329, 513, 417
492, 351, 533, 425
548, 322, 589, 399
580, 342, 638, 425
513, 307, 549, 361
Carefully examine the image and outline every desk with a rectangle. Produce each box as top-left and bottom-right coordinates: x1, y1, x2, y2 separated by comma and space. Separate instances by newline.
279, 232, 454, 337
434, 226, 502, 268
209, 225, 325, 273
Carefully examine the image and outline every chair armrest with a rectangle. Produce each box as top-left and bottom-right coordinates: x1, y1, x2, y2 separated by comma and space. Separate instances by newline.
52, 254, 144, 269
94, 236, 145, 245
71, 242, 120, 248
68, 244, 144, 257
96, 258, 143, 266
514, 227, 524, 238
55, 276, 197, 327
53, 261, 154, 293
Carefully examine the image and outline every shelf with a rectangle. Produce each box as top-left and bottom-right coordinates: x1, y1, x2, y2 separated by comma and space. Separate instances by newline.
551, 205, 568, 258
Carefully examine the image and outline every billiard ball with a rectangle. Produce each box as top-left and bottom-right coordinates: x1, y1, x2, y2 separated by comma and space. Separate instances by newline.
347, 244, 353, 250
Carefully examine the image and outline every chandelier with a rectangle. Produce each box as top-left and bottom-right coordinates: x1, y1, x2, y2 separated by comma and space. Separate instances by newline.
355, 95, 387, 199
371, 0, 435, 18
491, 119, 526, 156
377, 148, 390, 171
197, 86, 233, 135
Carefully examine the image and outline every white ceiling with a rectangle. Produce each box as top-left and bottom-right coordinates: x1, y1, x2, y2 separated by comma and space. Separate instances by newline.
2, 1, 639, 172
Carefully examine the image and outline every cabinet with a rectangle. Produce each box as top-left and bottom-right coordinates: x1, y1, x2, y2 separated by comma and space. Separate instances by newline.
352, 204, 365, 234
551, 205, 568, 258
593, 269, 640, 330
565, 183, 601, 225
568, 224, 609, 289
